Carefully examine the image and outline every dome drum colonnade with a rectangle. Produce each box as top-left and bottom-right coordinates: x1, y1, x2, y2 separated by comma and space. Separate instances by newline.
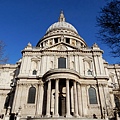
42, 69, 82, 118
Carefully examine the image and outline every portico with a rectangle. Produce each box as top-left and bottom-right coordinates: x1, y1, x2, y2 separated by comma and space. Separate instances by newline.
43, 69, 81, 118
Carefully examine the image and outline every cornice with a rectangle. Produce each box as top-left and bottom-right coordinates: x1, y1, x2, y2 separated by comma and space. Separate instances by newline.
17, 75, 42, 79
0, 64, 18, 69
22, 48, 103, 56
37, 31, 86, 46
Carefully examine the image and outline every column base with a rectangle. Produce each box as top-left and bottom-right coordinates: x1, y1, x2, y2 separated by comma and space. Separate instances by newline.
34, 115, 42, 118
45, 114, 51, 117
66, 114, 72, 118
53, 114, 59, 117
105, 118, 109, 120
4, 115, 10, 120
74, 114, 79, 118
16, 116, 21, 120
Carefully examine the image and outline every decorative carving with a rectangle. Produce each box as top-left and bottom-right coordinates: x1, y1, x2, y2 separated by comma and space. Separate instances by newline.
31, 57, 41, 61
24, 104, 36, 109
38, 80, 43, 86
107, 109, 114, 117
18, 83, 38, 87
72, 41, 75, 46
88, 104, 100, 109
49, 41, 52, 45
93, 43, 98, 48
61, 35, 65, 42
83, 56, 92, 62
57, 44, 68, 51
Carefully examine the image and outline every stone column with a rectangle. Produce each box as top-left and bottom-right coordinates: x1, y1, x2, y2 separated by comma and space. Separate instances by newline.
77, 83, 82, 116
40, 84, 44, 116
51, 89, 55, 115
73, 81, 79, 117
53, 38, 55, 44
54, 79, 59, 117
36, 82, 43, 116
66, 79, 71, 117
46, 80, 51, 117
70, 86, 74, 113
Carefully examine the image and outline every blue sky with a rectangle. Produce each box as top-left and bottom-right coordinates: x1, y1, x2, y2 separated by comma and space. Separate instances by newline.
0, 0, 119, 64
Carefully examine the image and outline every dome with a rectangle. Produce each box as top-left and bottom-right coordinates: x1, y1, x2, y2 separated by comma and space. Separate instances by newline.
46, 11, 78, 34
36, 11, 87, 48
46, 21, 78, 34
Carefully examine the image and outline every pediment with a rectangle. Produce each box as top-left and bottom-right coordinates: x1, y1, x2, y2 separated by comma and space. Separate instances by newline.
44, 42, 78, 51
83, 56, 92, 61
31, 56, 41, 61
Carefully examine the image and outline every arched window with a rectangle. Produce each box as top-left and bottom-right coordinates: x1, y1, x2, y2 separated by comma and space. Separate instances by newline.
88, 87, 97, 104
27, 87, 36, 104
58, 57, 66, 68
88, 69, 92, 75
32, 70, 37, 75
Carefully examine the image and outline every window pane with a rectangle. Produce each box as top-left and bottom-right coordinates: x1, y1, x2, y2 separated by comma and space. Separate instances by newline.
54, 38, 58, 43
27, 87, 36, 104
88, 70, 92, 75
88, 87, 97, 104
33, 70, 37, 75
66, 38, 70, 43
58, 57, 66, 68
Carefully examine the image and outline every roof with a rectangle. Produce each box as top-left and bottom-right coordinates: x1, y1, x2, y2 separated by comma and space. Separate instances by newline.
46, 11, 78, 34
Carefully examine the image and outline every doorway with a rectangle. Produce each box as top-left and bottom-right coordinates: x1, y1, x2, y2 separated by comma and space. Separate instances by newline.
59, 95, 66, 116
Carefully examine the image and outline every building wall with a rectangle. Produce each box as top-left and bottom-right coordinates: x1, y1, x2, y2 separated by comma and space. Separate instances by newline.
0, 13, 120, 119
0, 44, 119, 119
0, 64, 17, 114
9, 42, 117, 118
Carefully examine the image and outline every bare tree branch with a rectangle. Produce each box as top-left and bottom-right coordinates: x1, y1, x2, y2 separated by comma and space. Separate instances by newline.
97, 0, 120, 57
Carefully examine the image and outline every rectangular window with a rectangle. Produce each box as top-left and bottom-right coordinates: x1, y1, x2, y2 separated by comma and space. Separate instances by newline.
58, 57, 66, 68
54, 38, 58, 43
66, 38, 70, 44
41, 43, 43, 48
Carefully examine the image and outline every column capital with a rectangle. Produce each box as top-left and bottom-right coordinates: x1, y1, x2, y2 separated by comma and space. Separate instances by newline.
55, 79, 59, 81
48, 79, 51, 82
38, 81, 43, 86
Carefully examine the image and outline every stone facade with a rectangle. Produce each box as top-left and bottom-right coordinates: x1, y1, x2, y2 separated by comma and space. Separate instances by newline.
0, 12, 120, 120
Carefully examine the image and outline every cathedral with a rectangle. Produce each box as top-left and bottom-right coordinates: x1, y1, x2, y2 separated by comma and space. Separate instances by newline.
0, 12, 120, 120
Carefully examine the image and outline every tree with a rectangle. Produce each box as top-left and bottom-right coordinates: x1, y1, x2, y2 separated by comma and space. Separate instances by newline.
97, 0, 120, 57
0, 40, 8, 64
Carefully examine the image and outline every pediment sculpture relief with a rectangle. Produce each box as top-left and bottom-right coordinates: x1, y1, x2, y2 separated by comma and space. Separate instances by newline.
57, 44, 68, 51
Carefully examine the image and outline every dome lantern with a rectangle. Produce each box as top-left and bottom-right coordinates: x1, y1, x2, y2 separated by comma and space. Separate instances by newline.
59, 11, 65, 22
